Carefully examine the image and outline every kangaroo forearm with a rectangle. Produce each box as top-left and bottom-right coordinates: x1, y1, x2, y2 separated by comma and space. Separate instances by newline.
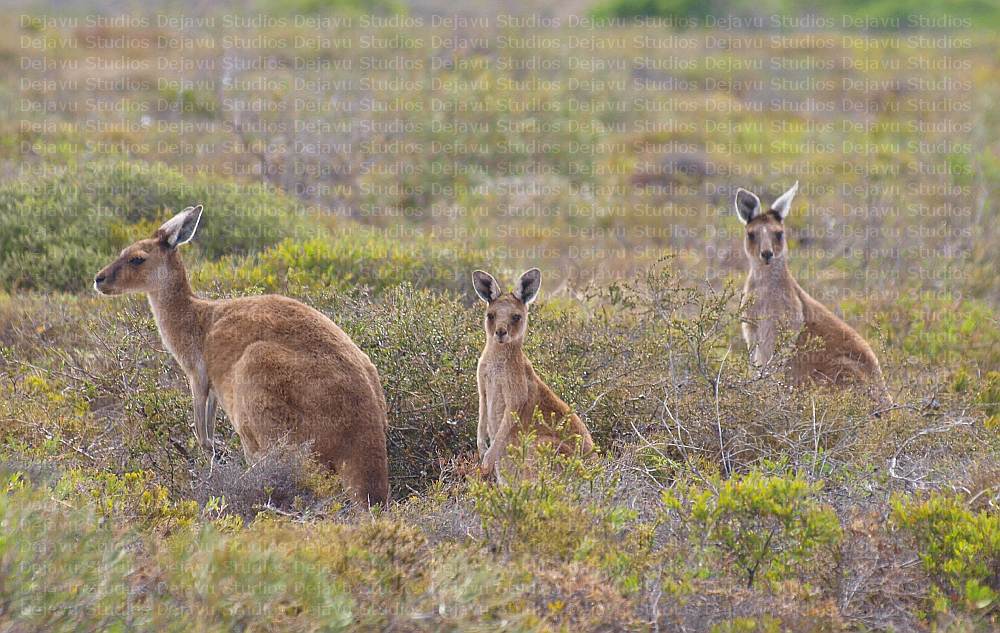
492, 410, 519, 451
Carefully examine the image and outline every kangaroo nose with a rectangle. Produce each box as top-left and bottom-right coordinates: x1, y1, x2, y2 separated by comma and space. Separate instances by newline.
496, 328, 507, 337
95, 273, 106, 284
761, 251, 773, 263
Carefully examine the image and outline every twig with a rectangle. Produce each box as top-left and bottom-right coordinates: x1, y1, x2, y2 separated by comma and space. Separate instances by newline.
715, 345, 732, 477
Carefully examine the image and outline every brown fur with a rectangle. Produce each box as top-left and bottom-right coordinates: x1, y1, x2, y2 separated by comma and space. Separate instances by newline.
473, 269, 595, 479
94, 206, 389, 507
735, 184, 893, 410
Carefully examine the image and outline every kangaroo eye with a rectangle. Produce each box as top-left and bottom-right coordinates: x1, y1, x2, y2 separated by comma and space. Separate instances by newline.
129, 256, 146, 266
512, 314, 522, 323
487, 313, 495, 321
776, 232, 783, 241
747, 232, 756, 242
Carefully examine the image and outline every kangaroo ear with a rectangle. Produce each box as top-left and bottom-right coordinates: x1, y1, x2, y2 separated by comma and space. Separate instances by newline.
769, 181, 798, 220
514, 268, 541, 305
472, 270, 501, 303
735, 189, 760, 225
157, 205, 203, 249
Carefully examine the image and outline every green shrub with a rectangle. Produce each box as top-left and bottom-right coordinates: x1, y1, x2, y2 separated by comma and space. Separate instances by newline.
55, 468, 198, 534
339, 285, 483, 492
662, 470, 842, 589
893, 493, 1000, 618
470, 427, 655, 588
0, 471, 539, 632
156, 522, 357, 632
471, 431, 605, 560
0, 161, 303, 292
191, 235, 490, 302
832, 0, 1000, 28
590, 0, 1000, 28
0, 473, 139, 632
591, 0, 717, 20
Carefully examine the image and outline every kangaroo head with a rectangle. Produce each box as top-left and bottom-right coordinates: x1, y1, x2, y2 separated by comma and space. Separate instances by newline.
734, 182, 797, 267
94, 205, 203, 296
472, 268, 541, 345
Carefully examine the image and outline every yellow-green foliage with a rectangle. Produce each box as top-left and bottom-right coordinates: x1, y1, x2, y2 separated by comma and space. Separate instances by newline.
471, 429, 655, 591
591, 0, 1000, 28
471, 435, 609, 561
663, 470, 842, 589
0, 474, 137, 633
876, 294, 1000, 372
158, 522, 357, 632
0, 372, 91, 453
710, 616, 782, 633
191, 235, 489, 301
893, 493, 1000, 618
979, 371, 1000, 426
55, 469, 198, 534
0, 473, 545, 632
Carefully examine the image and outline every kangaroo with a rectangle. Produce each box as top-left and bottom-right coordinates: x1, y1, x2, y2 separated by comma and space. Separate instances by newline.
94, 205, 390, 507
473, 268, 594, 479
735, 182, 892, 410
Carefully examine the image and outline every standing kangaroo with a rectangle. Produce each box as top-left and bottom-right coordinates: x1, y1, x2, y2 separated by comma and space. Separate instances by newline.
473, 268, 594, 479
735, 182, 892, 409
94, 205, 390, 507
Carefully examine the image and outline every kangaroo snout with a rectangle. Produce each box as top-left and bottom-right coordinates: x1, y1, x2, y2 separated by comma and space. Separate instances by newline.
761, 250, 774, 263
495, 327, 508, 339
94, 267, 118, 294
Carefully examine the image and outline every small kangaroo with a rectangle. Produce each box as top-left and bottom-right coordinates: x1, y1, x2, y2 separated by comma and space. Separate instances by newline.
735, 182, 892, 409
473, 268, 594, 479
94, 205, 390, 507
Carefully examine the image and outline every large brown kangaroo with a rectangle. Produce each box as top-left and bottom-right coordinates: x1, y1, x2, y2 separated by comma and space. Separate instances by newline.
735, 183, 893, 410
94, 205, 390, 507
473, 268, 594, 479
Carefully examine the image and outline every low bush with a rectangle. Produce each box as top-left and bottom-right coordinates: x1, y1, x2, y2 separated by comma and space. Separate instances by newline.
470, 428, 655, 586
0, 470, 544, 632
193, 439, 345, 524
0, 473, 141, 632
0, 161, 302, 292
662, 469, 842, 590
192, 235, 490, 302
893, 492, 1000, 619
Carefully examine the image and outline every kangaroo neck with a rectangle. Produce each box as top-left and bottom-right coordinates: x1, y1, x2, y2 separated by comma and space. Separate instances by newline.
748, 256, 795, 289
145, 251, 205, 360
486, 338, 524, 362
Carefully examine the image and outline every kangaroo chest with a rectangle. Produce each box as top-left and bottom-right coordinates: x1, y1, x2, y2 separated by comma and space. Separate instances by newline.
742, 274, 805, 358
480, 351, 531, 438
744, 273, 803, 321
